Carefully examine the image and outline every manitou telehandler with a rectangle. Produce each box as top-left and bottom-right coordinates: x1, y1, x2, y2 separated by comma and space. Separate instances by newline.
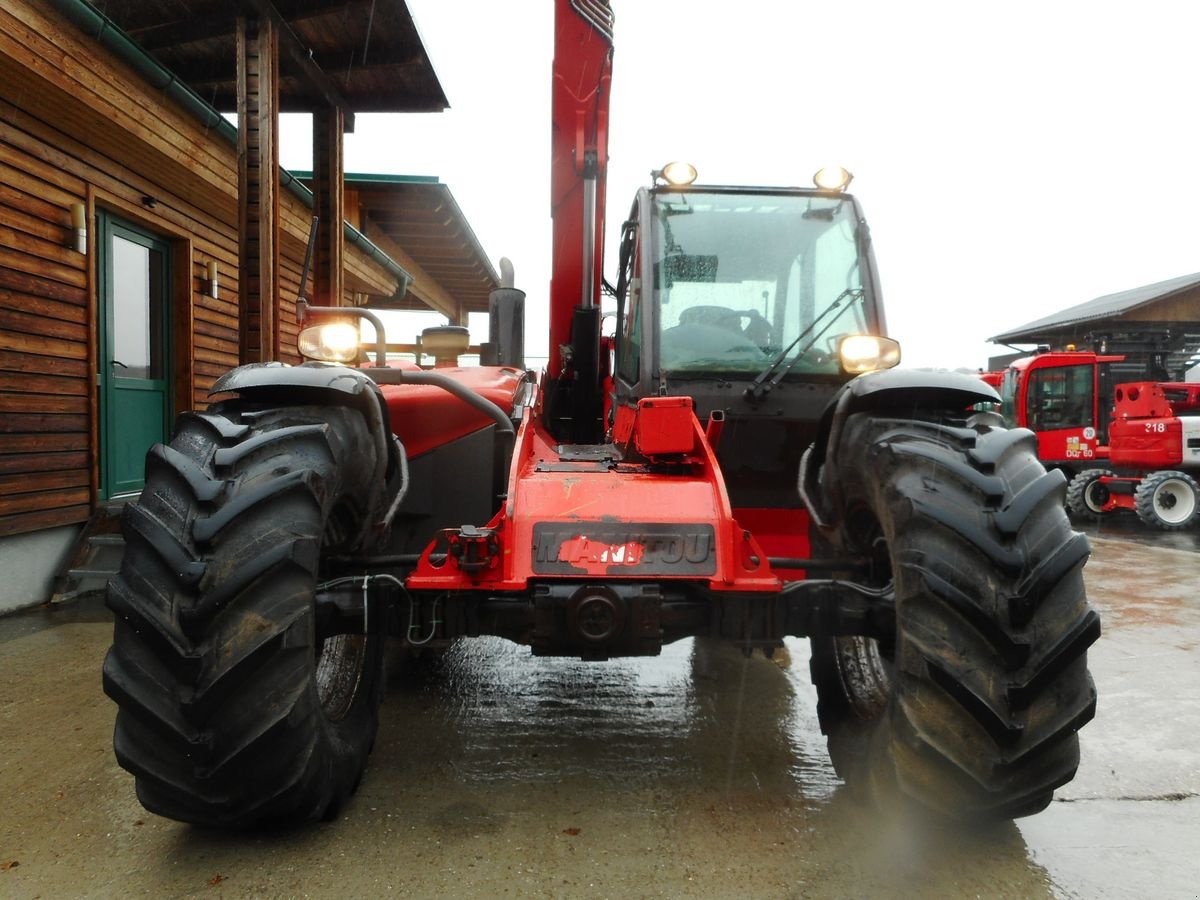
103, 0, 1098, 827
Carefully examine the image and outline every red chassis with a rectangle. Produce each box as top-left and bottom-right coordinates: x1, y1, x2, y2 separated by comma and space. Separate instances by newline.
405, 385, 792, 595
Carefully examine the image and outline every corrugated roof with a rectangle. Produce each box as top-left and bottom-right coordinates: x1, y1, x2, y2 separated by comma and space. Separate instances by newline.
991, 271, 1200, 343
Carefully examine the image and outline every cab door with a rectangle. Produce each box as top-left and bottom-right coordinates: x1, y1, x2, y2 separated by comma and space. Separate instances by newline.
98, 214, 171, 499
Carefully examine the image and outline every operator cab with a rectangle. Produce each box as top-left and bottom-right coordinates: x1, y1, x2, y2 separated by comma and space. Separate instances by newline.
613, 170, 894, 420
610, 168, 897, 507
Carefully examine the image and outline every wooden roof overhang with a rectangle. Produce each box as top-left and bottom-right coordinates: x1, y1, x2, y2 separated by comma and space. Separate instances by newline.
68, 0, 448, 123
294, 173, 498, 320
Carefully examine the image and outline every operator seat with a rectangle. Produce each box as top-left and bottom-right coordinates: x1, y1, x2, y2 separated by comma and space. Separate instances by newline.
677, 305, 772, 344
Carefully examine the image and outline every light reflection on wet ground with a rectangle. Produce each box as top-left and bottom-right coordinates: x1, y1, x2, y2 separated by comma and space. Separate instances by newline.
1073, 511, 1200, 554
389, 636, 841, 801
365, 635, 1056, 898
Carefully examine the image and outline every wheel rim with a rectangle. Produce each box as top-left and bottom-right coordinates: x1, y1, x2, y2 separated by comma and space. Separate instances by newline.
1153, 479, 1196, 525
315, 502, 370, 722
832, 635, 894, 720
835, 518, 895, 720
1083, 479, 1110, 513
316, 634, 367, 722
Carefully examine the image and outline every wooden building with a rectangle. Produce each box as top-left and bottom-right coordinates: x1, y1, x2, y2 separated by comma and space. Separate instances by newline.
990, 272, 1200, 382
0, 1, 496, 611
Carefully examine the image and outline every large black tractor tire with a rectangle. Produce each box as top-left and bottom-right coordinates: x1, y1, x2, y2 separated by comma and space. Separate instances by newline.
1134, 470, 1200, 530
1065, 468, 1116, 521
103, 403, 388, 828
809, 413, 1099, 821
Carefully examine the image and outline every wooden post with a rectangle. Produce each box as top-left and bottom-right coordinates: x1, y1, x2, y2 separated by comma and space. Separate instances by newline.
312, 107, 345, 308
236, 14, 280, 363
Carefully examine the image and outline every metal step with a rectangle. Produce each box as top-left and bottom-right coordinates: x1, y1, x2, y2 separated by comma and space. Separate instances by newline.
49, 503, 130, 604
50, 570, 118, 604
63, 567, 121, 578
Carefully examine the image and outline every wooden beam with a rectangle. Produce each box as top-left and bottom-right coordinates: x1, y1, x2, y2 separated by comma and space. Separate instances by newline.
126, 18, 237, 52
259, 0, 376, 26
312, 106, 344, 307
173, 239, 195, 416
237, 14, 281, 363
131, 0, 374, 39
242, 0, 355, 132
163, 50, 427, 81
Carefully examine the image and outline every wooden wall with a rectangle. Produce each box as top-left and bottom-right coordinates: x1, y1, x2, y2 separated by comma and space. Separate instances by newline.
0, 2, 399, 538
1118, 287, 1200, 324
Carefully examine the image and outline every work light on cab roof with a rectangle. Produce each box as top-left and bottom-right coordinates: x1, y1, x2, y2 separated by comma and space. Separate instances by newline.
653, 161, 698, 186
813, 165, 853, 192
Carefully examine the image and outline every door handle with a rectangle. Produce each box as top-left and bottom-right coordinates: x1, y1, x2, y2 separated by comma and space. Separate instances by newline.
111, 360, 128, 369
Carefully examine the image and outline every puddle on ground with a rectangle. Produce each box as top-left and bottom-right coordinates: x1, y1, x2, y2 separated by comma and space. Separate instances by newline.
384, 636, 841, 803
1082, 537, 1200, 630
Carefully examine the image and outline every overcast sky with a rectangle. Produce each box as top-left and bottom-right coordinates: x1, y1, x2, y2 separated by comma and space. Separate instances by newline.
279, 0, 1200, 370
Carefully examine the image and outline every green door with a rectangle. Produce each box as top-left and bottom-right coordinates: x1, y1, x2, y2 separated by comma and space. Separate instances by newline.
98, 215, 171, 499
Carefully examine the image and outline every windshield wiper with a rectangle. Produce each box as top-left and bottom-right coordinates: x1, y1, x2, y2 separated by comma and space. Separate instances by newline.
743, 288, 863, 400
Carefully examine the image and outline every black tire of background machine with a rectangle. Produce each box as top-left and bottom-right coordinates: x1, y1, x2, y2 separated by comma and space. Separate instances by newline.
809, 412, 1099, 821
1133, 470, 1200, 531
103, 402, 387, 828
1064, 468, 1116, 521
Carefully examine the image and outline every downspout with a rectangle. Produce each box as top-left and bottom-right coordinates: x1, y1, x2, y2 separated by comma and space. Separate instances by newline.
42, 0, 412, 295
279, 171, 412, 295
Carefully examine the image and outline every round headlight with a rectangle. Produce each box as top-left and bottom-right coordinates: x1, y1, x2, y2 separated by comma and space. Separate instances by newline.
298, 321, 361, 363
839, 334, 901, 374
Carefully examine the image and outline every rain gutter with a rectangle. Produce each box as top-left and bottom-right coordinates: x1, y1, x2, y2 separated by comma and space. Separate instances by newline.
43, 0, 412, 295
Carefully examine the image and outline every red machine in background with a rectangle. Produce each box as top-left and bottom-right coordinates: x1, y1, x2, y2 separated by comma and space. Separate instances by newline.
1069, 381, 1200, 529
985, 349, 1125, 471
102, 0, 1098, 830
987, 349, 1200, 529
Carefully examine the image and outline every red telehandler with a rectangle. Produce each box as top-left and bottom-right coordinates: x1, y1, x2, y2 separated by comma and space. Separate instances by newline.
103, 0, 1098, 827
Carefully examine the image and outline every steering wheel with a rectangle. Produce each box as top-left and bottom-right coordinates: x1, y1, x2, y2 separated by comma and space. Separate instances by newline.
678, 306, 773, 347
678, 306, 745, 330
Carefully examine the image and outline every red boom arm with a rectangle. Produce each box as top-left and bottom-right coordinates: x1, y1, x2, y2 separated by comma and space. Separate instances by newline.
548, 0, 613, 380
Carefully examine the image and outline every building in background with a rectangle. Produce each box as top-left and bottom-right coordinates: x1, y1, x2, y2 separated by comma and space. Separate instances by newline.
990, 272, 1200, 382
0, 1, 495, 612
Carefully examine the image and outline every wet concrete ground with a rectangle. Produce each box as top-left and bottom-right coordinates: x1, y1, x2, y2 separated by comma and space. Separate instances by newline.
1, 520, 1197, 899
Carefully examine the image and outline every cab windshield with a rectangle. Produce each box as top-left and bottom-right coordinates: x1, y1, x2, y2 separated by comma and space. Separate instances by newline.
652, 191, 870, 376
